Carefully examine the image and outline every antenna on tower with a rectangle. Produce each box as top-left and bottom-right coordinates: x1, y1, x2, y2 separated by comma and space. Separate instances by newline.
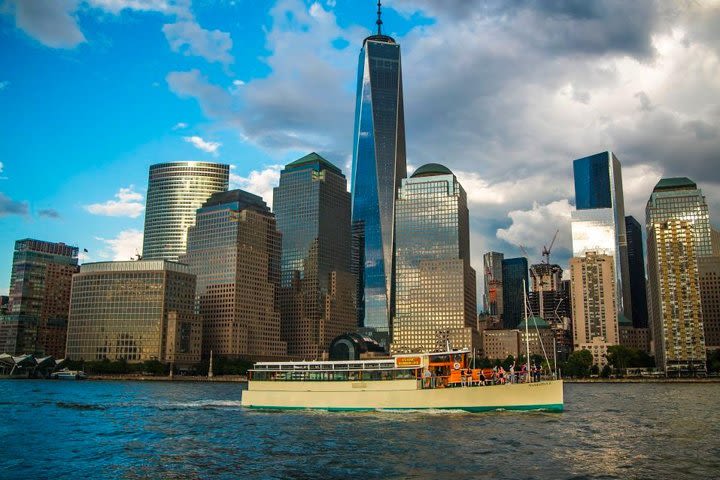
376, 0, 383, 35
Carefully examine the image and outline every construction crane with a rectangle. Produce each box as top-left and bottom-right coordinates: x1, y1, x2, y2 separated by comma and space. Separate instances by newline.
541, 229, 559, 264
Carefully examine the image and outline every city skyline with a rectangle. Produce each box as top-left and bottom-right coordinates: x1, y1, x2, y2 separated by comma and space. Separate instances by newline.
2, 1, 720, 298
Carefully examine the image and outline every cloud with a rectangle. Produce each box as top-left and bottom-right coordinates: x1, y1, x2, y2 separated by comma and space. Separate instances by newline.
183, 135, 221, 155
96, 229, 144, 261
496, 199, 574, 262
84, 185, 145, 218
85, 0, 180, 15
38, 208, 61, 219
230, 165, 283, 208
172, 122, 188, 130
5, 0, 86, 48
163, 21, 234, 65
0, 81, 8, 91
0, 192, 29, 217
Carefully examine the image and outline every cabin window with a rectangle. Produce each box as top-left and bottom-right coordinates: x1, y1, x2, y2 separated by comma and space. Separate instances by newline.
394, 369, 415, 380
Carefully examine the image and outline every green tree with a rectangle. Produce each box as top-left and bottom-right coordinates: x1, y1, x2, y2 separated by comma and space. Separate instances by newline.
564, 350, 593, 378
601, 364, 612, 378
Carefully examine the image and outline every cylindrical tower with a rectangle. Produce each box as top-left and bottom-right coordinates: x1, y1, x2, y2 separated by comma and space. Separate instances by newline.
142, 162, 229, 261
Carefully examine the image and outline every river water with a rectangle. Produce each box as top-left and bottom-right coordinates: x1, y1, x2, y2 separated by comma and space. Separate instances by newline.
1, 380, 718, 479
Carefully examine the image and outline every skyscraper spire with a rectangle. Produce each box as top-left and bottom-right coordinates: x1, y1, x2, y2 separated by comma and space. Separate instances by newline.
376, 0, 383, 35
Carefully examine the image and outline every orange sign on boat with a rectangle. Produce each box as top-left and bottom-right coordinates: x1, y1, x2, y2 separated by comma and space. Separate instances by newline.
395, 356, 422, 368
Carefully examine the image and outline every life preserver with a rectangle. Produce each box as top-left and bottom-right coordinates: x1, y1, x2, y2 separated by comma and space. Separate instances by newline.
453, 362, 461, 370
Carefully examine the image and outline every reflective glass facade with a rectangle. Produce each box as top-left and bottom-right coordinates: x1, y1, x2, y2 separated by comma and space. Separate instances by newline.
350, 33, 407, 344
143, 162, 229, 262
625, 216, 649, 328
4, 239, 79, 357
181, 190, 287, 360
483, 251, 504, 316
273, 153, 356, 359
572, 151, 632, 321
65, 260, 199, 364
502, 257, 528, 329
391, 167, 477, 353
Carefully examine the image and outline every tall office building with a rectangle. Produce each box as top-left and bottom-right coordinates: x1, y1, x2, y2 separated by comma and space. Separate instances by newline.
502, 257, 528, 329
646, 178, 711, 372
181, 190, 286, 360
646, 220, 706, 373
571, 151, 632, 321
570, 252, 619, 366
142, 162, 229, 261
350, 6, 406, 346
625, 216, 648, 328
391, 164, 477, 353
66, 260, 201, 367
273, 153, 356, 359
1, 239, 78, 357
483, 252, 504, 317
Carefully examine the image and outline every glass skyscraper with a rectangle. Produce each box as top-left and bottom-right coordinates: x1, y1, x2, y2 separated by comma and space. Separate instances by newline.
350, 15, 407, 346
143, 162, 229, 261
1, 239, 79, 357
502, 257, 528, 329
273, 153, 356, 359
483, 251, 504, 317
391, 164, 477, 353
646, 177, 712, 373
625, 216, 649, 328
571, 151, 632, 321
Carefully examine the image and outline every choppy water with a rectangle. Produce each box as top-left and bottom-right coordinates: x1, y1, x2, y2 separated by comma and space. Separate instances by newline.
1, 380, 719, 479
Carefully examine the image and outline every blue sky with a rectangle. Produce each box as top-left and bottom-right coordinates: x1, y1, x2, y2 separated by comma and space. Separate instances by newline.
1, 0, 719, 295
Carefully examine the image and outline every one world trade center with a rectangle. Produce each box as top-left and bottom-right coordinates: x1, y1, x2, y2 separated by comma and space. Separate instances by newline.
350, 2, 406, 348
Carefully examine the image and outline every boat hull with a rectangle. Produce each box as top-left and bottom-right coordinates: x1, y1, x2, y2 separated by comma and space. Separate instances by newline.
242, 379, 563, 412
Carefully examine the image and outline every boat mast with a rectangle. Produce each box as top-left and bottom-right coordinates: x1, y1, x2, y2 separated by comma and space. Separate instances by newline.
523, 279, 531, 382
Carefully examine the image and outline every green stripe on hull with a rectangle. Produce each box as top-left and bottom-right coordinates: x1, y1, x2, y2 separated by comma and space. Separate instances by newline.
245, 403, 563, 413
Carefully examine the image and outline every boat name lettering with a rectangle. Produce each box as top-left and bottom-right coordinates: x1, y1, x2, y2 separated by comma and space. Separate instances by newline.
395, 356, 422, 368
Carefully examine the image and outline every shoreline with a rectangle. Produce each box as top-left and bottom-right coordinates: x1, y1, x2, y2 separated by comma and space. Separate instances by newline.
86, 374, 247, 383
563, 377, 720, 383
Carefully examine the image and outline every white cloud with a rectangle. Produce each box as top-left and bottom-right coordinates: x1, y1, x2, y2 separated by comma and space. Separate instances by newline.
84, 186, 145, 218
183, 135, 221, 155
230, 165, 283, 208
0, 81, 8, 91
86, 0, 182, 15
96, 229, 144, 261
163, 21, 234, 65
496, 199, 574, 263
172, 122, 188, 130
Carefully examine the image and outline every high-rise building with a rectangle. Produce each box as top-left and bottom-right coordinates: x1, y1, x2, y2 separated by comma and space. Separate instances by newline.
0, 239, 79, 357
273, 153, 356, 359
570, 252, 619, 366
502, 257, 528, 329
646, 178, 711, 373
646, 220, 706, 373
712, 228, 720, 256
391, 164, 477, 353
571, 151, 632, 321
528, 263, 569, 322
181, 190, 286, 361
625, 216, 648, 328
483, 252, 504, 317
142, 162, 229, 261
65, 260, 201, 367
350, 6, 406, 346
701, 229, 720, 348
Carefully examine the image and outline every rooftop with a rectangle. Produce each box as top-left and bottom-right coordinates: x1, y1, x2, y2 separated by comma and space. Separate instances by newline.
518, 315, 549, 329
411, 163, 453, 178
285, 152, 342, 176
653, 177, 697, 192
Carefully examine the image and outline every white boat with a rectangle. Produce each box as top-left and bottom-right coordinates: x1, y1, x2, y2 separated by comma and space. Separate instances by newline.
241, 349, 563, 412
52, 369, 88, 380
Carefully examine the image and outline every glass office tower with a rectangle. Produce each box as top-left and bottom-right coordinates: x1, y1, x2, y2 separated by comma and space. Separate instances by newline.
143, 162, 229, 261
350, 19, 407, 346
483, 251, 504, 317
391, 164, 477, 353
502, 257, 529, 329
273, 153, 356, 359
571, 151, 632, 321
625, 216, 648, 328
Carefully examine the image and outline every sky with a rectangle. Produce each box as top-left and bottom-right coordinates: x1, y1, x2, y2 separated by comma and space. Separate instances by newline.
1, 0, 719, 298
